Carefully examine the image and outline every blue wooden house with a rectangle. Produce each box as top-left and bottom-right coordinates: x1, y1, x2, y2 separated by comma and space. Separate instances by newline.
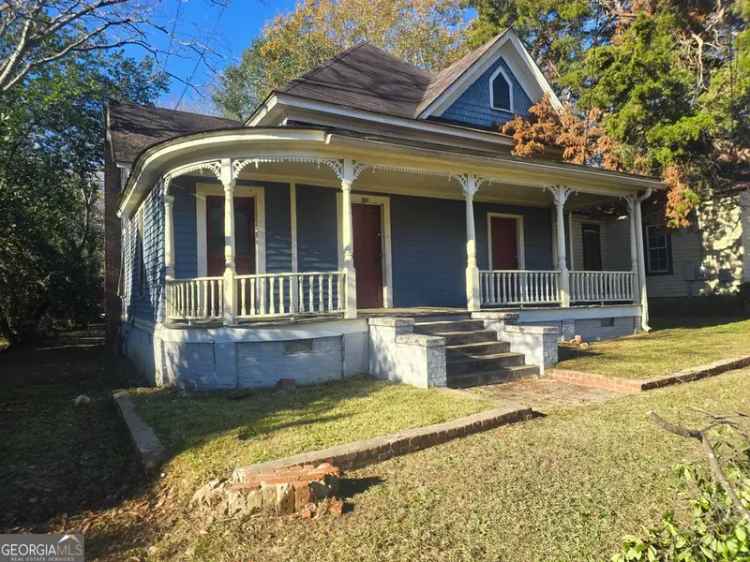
104, 30, 663, 390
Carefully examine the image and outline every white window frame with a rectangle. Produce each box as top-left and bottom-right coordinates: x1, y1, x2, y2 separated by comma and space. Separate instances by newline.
195, 182, 266, 277
645, 224, 670, 274
489, 66, 514, 112
487, 212, 525, 270
336, 192, 393, 308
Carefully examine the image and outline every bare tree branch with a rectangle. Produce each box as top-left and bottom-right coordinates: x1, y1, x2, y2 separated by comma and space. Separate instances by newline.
0, 0, 158, 91
649, 410, 750, 522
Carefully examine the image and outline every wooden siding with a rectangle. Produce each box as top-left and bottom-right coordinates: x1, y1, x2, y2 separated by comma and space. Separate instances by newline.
440, 57, 533, 129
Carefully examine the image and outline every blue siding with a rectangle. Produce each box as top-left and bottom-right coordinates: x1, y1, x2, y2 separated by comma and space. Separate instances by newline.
171, 178, 292, 275
173, 179, 197, 279
390, 195, 554, 307
440, 58, 533, 129
391, 195, 467, 307
264, 181, 292, 273
297, 185, 338, 272
126, 185, 164, 322
474, 202, 555, 270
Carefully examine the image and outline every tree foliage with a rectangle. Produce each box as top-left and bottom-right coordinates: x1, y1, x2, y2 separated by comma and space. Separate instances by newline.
474, 0, 750, 226
0, 47, 166, 343
212, 0, 469, 120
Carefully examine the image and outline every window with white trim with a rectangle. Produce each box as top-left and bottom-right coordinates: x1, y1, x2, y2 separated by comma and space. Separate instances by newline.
645, 225, 672, 274
490, 68, 513, 112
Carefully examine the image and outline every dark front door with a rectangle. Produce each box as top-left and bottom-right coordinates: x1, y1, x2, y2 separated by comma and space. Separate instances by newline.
490, 216, 519, 269
582, 223, 602, 271
352, 203, 383, 308
206, 196, 255, 277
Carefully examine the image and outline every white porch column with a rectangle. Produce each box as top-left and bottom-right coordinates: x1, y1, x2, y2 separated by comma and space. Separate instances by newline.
459, 175, 482, 311
220, 158, 237, 324
633, 190, 653, 331
336, 159, 366, 319
550, 186, 573, 307
626, 196, 640, 305
163, 192, 175, 281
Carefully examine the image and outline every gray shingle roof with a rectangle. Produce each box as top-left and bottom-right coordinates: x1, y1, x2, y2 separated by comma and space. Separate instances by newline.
107, 35, 506, 162
280, 43, 433, 118
108, 100, 240, 163
279, 34, 503, 119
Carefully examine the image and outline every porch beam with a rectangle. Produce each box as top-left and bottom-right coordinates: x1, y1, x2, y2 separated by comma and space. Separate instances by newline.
458, 175, 483, 311
221, 158, 237, 324
549, 186, 573, 307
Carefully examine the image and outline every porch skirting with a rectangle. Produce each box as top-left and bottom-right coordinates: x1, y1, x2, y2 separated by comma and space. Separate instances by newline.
121, 318, 369, 389
121, 305, 641, 391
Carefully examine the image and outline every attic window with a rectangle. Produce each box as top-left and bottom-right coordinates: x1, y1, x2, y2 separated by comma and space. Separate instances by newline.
490, 67, 513, 112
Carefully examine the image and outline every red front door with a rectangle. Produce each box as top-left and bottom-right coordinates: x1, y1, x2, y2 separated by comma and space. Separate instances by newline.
491, 216, 519, 269
206, 196, 255, 276
353, 203, 383, 308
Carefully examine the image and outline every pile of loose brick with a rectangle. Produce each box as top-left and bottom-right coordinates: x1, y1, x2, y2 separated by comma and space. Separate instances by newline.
191, 463, 343, 519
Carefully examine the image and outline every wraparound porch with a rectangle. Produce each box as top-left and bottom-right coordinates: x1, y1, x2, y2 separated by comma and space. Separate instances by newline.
150, 156, 649, 330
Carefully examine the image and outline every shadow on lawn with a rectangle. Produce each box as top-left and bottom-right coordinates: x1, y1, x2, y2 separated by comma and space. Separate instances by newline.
650, 314, 750, 331
0, 327, 156, 553
131, 374, 392, 467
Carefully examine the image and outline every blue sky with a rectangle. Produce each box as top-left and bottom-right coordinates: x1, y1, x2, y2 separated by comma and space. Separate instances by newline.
129, 0, 298, 111
129, 0, 476, 113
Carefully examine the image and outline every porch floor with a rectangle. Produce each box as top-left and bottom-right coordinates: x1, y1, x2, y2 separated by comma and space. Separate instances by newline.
358, 307, 468, 318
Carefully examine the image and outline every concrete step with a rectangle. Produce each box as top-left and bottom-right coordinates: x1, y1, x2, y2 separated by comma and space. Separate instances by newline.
447, 365, 540, 389
413, 319, 486, 335
430, 330, 499, 346
447, 352, 526, 375
446, 341, 511, 359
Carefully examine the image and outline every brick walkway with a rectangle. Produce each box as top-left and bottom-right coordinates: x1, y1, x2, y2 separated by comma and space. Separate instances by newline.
468, 377, 623, 413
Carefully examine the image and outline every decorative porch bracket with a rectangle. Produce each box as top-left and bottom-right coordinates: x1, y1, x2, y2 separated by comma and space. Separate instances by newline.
456, 174, 487, 311
625, 189, 653, 332
331, 159, 369, 319
548, 186, 574, 307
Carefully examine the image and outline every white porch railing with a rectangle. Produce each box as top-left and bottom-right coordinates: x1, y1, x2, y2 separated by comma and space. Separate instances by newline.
166, 277, 223, 320
480, 270, 561, 306
236, 271, 346, 319
570, 270, 636, 303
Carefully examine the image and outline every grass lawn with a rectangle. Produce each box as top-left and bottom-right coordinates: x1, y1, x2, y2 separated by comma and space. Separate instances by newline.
126, 367, 750, 562
557, 316, 750, 379
130, 377, 494, 495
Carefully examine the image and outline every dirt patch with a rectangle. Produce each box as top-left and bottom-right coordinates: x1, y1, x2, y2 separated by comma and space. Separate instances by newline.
470, 378, 622, 413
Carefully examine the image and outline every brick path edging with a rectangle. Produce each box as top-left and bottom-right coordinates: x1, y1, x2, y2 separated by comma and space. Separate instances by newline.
549, 355, 750, 393
233, 406, 534, 483
112, 390, 167, 474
